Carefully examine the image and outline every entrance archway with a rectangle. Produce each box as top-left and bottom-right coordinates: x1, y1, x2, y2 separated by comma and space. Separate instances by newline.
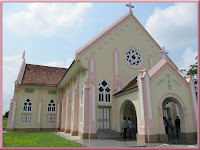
160, 95, 189, 140
120, 100, 137, 139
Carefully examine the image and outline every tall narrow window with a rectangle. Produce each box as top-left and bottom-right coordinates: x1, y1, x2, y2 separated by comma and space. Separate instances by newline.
98, 80, 112, 103
47, 100, 56, 112
23, 99, 32, 112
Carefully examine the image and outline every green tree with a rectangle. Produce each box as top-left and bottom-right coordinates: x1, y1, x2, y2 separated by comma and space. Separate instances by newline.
180, 56, 197, 92
3, 111, 9, 118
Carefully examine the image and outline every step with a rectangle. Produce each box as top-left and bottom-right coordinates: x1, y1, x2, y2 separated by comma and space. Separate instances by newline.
97, 130, 122, 139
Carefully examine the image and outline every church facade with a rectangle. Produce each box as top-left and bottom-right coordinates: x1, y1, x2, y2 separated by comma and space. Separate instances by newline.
7, 10, 197, 143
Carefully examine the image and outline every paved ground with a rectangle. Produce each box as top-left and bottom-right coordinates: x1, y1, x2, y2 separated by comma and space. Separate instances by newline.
56, 132, 197, 148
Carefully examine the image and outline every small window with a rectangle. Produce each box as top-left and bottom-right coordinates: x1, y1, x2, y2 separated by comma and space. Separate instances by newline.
47, 100, 56, 112
23, 99, 32, 112
48, 90, 57, 94
68, 84, 70, 91
46, 114, 55, 123
74, 77, 77, 85
21, 113, 31, 122
25, 88, 34, 93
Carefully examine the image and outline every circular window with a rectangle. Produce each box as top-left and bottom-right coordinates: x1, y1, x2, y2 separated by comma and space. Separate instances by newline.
125, 48, 142, 67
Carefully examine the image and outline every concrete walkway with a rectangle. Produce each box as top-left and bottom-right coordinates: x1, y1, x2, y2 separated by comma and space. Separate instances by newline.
55, 132, 197, 148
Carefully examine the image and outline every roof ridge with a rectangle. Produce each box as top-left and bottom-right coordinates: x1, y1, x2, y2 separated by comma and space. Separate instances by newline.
26, 63, 68, 70
75, 11, 132, 60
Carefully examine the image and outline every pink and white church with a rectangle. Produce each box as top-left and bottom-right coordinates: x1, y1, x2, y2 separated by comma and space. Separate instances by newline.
7, 7, 197, 143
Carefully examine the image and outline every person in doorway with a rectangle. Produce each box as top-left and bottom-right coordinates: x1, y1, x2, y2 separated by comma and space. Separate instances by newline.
163, 117, 168, 134
175, 116, 181, 138
128, 117, 133, 139
168, 117, 175, 138
122, 117, 128, 139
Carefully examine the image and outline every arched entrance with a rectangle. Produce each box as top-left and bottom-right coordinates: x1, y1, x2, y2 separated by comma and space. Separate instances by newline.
160, 96, 188, 140
120, 100, 137, 139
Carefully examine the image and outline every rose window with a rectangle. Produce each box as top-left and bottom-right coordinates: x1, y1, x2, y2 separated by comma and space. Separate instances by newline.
125, 48, 142, 67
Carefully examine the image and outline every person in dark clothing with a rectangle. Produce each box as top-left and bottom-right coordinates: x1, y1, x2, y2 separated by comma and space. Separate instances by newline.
175, 116, 181, 138
163, 117, 168, 134
122, 117, 128, 139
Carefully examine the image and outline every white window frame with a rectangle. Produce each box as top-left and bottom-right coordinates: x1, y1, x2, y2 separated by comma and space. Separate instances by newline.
22, 99, 32, 112
21, 113, 31, 122
47, 100, 56, 112
98, 80, 112, 103
46, 114, 56, 123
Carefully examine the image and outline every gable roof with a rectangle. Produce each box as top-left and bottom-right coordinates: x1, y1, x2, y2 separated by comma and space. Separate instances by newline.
114, 76, 138, 96
75, 10, 162, 60
21, 64, 68, 87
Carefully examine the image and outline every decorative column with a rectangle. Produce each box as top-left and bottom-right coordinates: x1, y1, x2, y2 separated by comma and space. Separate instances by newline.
6, 86, 18, 132
64, 92, 71, 133
113, 49, 120, 131
55, 101, 60, 131
36, 87, 43, 131
56, 89, 62, 131
71, 71, 80, 136
137, 70, 158, 143
88, 57, 97, 139
81, 80, 89, 139
60, 97, 66, 132
186, 76, 197, 123
60, 88, 67, 131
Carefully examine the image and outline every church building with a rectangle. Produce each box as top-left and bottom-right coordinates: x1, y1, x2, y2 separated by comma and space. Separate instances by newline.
7, 6, 197, 143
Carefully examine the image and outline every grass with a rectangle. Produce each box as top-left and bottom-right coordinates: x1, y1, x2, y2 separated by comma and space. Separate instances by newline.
3, 131, 83, 147
3, 118, 8, 129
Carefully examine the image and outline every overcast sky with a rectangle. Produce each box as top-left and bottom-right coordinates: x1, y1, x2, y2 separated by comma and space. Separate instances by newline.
3, 2, 198, 114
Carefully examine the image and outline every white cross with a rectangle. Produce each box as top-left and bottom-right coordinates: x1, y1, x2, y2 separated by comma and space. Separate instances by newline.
160, 47, 169, 60
126, 2, 134, 12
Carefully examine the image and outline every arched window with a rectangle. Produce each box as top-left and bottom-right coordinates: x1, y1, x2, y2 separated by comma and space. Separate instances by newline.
47, 100, 56, 112
98, 80, 112, 103
23, 99, 32, 112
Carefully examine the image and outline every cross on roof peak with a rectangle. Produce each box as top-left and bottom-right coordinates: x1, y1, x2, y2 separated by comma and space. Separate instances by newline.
126, 2, 134, 13
160, 47, 169, 60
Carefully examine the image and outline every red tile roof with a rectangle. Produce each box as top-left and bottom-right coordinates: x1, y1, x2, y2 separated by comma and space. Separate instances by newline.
114, 77, 138, 96
21, 64, 68, 87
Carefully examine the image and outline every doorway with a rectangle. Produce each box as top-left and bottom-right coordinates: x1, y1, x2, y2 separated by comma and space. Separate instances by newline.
120, 100, 137, 139
98, 107, 111, 130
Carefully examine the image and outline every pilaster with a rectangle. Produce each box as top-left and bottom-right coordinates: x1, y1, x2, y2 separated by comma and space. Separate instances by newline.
7, 86, 18, 131
71, 71, 80, 135
36, 87, 43, 130
137, 70, 157, 143
65, 79, 72, 133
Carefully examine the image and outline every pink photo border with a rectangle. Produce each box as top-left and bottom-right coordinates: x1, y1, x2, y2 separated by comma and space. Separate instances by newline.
0, 0, 199, 150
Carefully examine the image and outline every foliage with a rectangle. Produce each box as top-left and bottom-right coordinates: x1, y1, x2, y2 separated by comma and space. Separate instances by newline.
3, 118, 8, 128
3, 111, 9, 118
3, 131, 83, 147
180, 56, 198, 92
